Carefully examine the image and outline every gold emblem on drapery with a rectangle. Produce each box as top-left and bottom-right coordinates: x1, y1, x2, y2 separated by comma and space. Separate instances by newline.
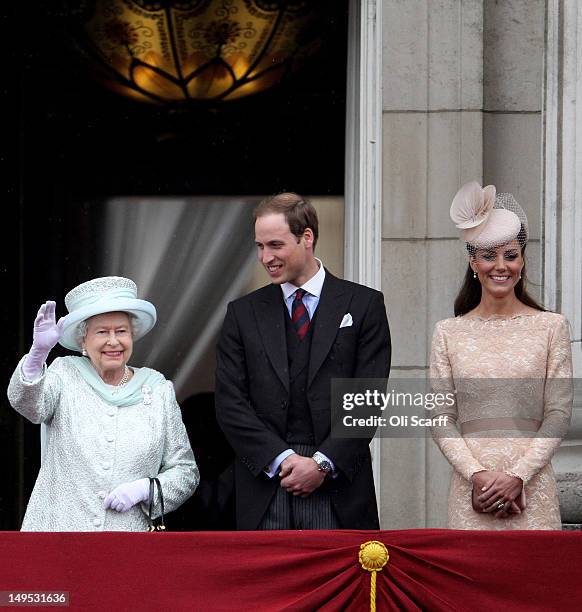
359, 540, 389, 612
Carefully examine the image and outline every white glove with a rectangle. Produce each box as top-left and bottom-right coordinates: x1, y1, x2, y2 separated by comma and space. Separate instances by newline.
22, 301, 65, 381
104, 478, 150, 513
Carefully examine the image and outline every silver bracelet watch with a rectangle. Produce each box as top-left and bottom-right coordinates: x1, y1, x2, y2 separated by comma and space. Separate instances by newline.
312, 452, 332, 474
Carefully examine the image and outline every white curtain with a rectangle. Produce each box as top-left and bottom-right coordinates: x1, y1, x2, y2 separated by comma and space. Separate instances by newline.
101, 196, 257, 400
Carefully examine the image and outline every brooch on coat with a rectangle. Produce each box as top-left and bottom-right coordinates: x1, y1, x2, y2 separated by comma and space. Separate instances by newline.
142, 385, 152, 405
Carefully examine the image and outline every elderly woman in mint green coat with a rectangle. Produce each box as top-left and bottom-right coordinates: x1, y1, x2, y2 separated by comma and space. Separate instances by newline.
8, 276, 199, 531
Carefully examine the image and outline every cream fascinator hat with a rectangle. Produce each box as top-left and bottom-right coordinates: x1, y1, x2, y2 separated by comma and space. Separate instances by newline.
450, 181, 528, 250
59, 276, 157, 351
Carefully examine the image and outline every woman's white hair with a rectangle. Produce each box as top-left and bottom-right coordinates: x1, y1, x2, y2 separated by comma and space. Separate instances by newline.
76, 313, 142, 349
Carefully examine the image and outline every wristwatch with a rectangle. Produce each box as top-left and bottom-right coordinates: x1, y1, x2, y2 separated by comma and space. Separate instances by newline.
312, 452, 332, 475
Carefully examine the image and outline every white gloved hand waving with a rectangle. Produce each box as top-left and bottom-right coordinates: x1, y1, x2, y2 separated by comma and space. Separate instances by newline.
22, 301, 65, 380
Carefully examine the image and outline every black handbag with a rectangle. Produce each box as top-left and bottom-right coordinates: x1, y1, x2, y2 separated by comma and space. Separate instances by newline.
147, 477, 166, 532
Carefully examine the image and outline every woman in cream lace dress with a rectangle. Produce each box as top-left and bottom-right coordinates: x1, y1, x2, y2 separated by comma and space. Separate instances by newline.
430, 183, 572, 529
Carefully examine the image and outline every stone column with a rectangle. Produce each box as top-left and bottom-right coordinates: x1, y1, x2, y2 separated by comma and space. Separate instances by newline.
543, 0, 582, 528
380, 0, 484, 528
482, 0, 545, 298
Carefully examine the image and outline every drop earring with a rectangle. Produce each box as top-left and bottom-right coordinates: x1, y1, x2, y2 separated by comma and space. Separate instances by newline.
473, 271, 477, 279
82, 348, 88, 356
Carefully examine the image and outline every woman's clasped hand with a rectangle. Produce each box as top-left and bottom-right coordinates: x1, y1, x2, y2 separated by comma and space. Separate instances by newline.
471, 471, 524, 518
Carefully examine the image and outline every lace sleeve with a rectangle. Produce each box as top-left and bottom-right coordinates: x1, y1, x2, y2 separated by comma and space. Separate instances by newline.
430, 321, 486, 481
507, 315, 573, 484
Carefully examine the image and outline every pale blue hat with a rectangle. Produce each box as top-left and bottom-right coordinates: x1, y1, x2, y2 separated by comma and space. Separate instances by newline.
59, 276, 157, 351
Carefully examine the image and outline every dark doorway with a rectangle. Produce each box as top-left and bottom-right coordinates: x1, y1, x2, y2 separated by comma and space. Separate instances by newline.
2, 0, 349, 530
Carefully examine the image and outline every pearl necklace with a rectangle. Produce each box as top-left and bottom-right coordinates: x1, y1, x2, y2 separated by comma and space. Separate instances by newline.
117, 365, 131, 387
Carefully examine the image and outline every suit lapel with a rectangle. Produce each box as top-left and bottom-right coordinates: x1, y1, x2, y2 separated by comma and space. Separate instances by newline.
308, 273, 351, 387
253, 284, 289, 392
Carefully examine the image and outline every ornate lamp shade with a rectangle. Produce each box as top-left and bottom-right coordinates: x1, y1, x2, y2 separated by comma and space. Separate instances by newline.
72, 0, 322, 104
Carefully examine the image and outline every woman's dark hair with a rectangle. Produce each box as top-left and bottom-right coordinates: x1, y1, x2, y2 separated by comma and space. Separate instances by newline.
453, 242, 546, 316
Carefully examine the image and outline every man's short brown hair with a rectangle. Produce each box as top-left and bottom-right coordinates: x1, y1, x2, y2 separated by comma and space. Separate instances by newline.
254, 192, 319, 248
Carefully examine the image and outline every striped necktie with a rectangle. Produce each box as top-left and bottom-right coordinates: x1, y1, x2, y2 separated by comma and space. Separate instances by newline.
291, 288, 310, 340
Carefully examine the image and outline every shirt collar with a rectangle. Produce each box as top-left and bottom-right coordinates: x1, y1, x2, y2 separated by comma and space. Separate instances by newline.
281, 258, 326, 300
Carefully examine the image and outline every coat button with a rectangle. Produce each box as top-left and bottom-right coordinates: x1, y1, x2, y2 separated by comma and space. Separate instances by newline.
97, 491, 106, 499
106, 435, 115, 442
93, 518, 102, 527
281, 400, 288, 409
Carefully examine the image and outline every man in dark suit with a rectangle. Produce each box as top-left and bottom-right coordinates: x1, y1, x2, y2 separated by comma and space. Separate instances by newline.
215, 193, 391, 530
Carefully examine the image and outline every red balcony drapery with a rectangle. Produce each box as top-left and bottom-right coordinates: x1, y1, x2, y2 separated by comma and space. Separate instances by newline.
0, 529, 580, 611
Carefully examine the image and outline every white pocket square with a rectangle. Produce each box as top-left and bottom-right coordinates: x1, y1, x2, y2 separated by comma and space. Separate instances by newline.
340, 313, 353, 328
